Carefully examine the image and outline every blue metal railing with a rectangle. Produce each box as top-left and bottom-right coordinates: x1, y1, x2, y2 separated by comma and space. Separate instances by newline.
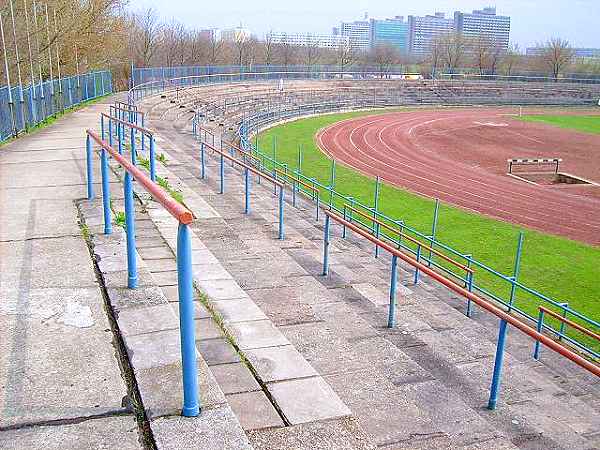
235, 116, 600, 360
1, 70, 112, 142
131, 65, 600, 87
86, 126, 200, 417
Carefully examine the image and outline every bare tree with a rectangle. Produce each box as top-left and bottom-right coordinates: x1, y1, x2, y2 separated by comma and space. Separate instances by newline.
537, 37, 574, 80
503, 43, 521, 76
233, 30, 249, 66
472, 34, 503, 75
263, 30, 275, 65
337, 39, 358, 73
205, 31, 223, 65
276, 33, 296, 70
370, 44, 398, 78
440, 32, 466, 74
428, 36, 444, 78
304, 35, 321, 70
132, 8, 161, 66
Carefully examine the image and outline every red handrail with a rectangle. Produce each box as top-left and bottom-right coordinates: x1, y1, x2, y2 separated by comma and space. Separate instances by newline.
324, 209, 600, 378
203, 141, 283, 188
87, 130, 193, 224
540, 307, 600, 342
345, 204, 472, 273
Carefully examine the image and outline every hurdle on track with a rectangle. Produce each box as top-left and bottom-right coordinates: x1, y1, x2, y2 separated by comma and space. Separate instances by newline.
507, 158, 562, 174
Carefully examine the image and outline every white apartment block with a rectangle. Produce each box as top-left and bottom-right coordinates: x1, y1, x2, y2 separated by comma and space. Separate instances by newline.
270, 32, 350, 49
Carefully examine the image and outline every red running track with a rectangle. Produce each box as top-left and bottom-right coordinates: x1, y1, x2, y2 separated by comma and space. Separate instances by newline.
316, 109, 600, 245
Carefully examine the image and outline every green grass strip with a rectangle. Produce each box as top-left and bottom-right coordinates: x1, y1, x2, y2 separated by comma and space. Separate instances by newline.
520, 114, 600, 135
256, 109, 600, 353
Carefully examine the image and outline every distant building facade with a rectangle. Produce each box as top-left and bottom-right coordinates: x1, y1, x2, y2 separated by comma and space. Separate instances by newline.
526, 47, 600, 59
221, 26, 251, 42
370, 16, 409, 52
335, 16, 371, 49
454, 7, 510, 49
270, 32, 350, 49
408, 12, 454, 56
199, 29, 219, 41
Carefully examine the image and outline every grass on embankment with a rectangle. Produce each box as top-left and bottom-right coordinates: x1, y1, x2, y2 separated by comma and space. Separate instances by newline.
520, 114, 600, 134
0, 93, 112, 148
256, 110, 600, 346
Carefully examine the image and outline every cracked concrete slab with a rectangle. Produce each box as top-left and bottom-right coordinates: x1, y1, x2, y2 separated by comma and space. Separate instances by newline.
0, 415, 141, 450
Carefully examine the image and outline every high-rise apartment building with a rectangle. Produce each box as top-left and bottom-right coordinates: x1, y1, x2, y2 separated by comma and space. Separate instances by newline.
454, 7, 510, 49
370, 16, 409, 52
408, 13, 454, 56
270, 32, 350, 49
336, 16, 371, 49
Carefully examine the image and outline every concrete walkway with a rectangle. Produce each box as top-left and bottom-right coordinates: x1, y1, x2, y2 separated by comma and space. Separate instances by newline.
0, 100, 143, 448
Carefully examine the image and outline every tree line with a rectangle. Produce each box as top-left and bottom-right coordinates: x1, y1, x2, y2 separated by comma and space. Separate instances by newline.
1, 3, 598, 91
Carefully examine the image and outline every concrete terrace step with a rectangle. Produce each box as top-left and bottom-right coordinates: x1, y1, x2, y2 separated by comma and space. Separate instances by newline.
138, 92, 600, 450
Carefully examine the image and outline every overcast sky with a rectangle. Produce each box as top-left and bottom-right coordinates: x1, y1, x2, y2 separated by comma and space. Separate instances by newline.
131, 0, 599, 49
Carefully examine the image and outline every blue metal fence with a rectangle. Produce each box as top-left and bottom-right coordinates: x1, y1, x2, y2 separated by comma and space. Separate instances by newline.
1, 70, 113, 142
131, 65, 600, 88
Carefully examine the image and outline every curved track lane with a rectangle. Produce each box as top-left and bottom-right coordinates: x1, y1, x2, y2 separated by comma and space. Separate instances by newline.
317, 109, 600, 245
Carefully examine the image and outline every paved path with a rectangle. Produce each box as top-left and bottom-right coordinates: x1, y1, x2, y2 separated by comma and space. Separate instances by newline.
0, 100, 142, 449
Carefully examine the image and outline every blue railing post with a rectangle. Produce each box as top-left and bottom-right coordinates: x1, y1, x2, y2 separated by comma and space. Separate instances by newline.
508, 231, 524, 313
329, 159, 336, 207
278, 185, 284, 240
342, 204, 348, 238
466, 257, 474, 317
322, 213, 331, 276
488, 319, 509, 410
100, 148, 112, 235
534, 309, 545, 360
176, 223, 201, 417
200, 143, 206, 179
86, 134, 94, 200
108, 119, 113, 147
373, 176, 381, 257
292, 176, 297, 207
558, 303, 568, 342
316, 193, 320, 221
149, 134, 156, 182
130, 127, 137, 165
388, 255, 398, 328
244, 167, 250, 214
141, 115, 146, 154
118, 123, 124, 155
123, 171, 138, 289
219, 153, 225, 194
428, 199, 439, 267
413, 244, 421, 284
101, 115, 105, 140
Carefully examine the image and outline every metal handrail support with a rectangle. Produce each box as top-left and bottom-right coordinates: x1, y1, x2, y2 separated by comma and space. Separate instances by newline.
201, 140, 285, 240
85, 130, 199, 417
101, 113, 156, 182
321, 209, 600, 411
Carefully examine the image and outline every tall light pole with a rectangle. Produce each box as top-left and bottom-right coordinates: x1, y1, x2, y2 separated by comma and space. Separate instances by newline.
53, 8, 63, 111
9, 0, 25, 131
0, 13, 17, 137
23, 0, 38, 124
44, 3, 55, 114
32, 0, 46, 118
